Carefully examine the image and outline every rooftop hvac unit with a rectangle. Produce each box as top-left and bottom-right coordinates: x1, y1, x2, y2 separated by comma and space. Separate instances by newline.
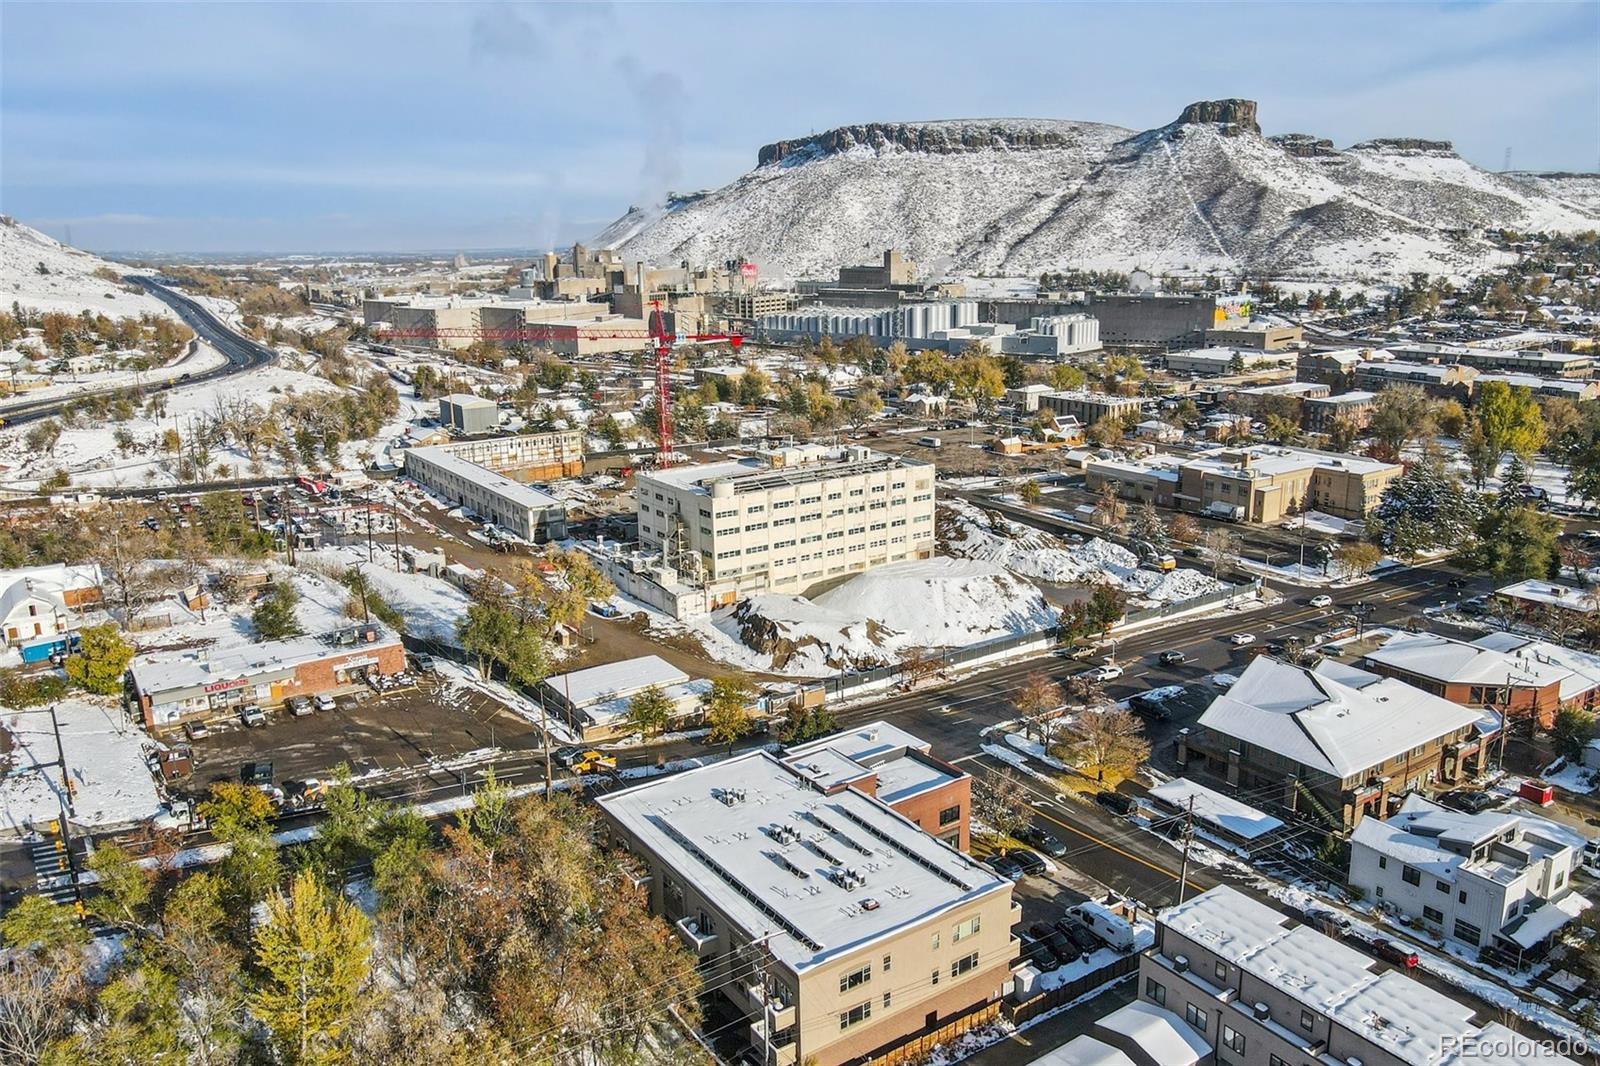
1174, 955, 1189, 973
1253, 1003, 1271, 1021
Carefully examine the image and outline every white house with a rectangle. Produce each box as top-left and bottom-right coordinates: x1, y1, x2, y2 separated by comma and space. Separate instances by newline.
0, 563, 103, 646
1349, 794, 1584, 955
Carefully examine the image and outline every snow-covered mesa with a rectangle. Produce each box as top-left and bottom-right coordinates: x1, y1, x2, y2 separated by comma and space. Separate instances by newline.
597, 101, 1598, 283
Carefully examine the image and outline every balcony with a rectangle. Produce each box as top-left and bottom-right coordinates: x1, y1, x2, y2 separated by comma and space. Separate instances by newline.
740, 1034, 798, 1066
742, 978, 796, 1029
675, 916, 718, 954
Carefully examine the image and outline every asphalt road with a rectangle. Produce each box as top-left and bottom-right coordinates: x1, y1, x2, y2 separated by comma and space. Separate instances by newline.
0, 277, 274, 427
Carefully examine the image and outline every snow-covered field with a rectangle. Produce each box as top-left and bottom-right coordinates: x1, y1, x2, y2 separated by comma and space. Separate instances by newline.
939, 499, 1222, 606
0, 699, 166, 832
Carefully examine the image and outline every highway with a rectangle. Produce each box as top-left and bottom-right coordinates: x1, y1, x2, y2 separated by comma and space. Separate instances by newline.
0, 277, 275, 427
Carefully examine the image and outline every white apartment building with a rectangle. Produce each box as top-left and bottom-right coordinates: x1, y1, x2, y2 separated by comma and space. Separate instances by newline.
634, 445, 936, 596
1142, 885, 1580, 1066
1349, 794, 1584, 954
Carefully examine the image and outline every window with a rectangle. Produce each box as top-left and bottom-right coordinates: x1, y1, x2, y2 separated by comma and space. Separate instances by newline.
883, 992, 892, 1009
1402, 865, 1421, 886
1453, 918, 1483, 945
1213, 960, 1226, 982
1375, 886, 1384, 899
931, 931, 940, 951
839, 964, 871, 993
1221, 1024, 1246, 1054
938, 805, 961, 827
1297, 1007, 1316, 1033
1459, 890, 1468, 904
1270, 1056, 1290, 1066
1424, 906, 1444, 924
839, 1002, 871, 1030
1144, 977, 1165, 1006
930, 968, 940, 986
1378, 856, 1387, 869
1184, 1002, 1208, 1032
953, 916, 981, 942
883, 954, 892, 973
1437, 879, 1450, 893
951, 952, 979, 978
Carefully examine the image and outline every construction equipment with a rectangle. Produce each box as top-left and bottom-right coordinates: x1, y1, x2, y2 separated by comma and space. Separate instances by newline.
373, 300, 743, 463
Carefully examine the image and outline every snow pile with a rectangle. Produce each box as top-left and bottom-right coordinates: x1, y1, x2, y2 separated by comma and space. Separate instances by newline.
596, 103, 1597, 283
0, 699, 166, 831
698, 557, 1056, 676
0, 217, 175, 320
938, 499, 1221, 606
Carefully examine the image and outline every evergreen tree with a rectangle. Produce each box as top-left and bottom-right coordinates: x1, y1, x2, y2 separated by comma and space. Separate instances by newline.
624, 684, 676, 739
1368, 456, 1485, 559
63, 622, 135, 695
252, 579, 302, 640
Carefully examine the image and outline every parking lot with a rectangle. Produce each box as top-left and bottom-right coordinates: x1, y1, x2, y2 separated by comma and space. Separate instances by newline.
176, 674, 542, 792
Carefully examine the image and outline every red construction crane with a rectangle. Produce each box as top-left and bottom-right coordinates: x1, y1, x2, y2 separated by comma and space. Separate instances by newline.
373, 299, 743, 463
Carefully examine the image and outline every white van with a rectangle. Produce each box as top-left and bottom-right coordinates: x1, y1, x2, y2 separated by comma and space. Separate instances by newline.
1072, 899, 1137, 952
918, 436, 943, 448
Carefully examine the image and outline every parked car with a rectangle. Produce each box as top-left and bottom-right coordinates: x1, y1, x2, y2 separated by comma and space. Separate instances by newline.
1436, 789, 1501, 814
566, 750, 617, 774
1229, 633, 1256, 646
315, 693, 337, 712
1027, 922, 1079, 963
240, 705, 266, 728
240, 760, 274, 786
410, 653, 439, 674
1095, 790, 1137, 817
1020, 825, 1067, 858
185, 720, 210, 742
1309, 595, 1333, 608
988, 854, 1025, 882
1372, 939, 1419, 968
1060, 644, 1097, 660
1158, 650, 1187, 666
1054, 914, 1100, 954
1018, 934, 1060, 971
287, 696, 313, 718
1088, 664, 1124, 682
1130, 693, 1173, 721
1006, 849, 1047, 876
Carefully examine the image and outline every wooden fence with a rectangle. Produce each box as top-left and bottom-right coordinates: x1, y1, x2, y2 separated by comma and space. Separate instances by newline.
852, 1001, 1003, 1066
1004, 955, 1140, 1025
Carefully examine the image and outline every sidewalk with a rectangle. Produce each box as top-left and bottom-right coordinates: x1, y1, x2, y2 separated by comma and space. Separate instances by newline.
963, 976, 1135, 1066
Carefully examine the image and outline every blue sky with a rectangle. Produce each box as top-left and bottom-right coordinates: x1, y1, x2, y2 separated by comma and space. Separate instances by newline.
3, 1, 1596, 254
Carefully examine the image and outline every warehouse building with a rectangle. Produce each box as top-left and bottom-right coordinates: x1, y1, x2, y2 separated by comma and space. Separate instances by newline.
635, 444, 936, 596
439, 393, 499, 434
597, 750, 1018, 1066
401, 429, 581, 542
1164, 346, 1298, 377
540, 654, 711, 741
127, 623, 405, 733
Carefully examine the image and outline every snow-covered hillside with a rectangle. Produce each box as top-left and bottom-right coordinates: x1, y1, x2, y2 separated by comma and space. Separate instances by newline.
597, 100, 1599, 283
0, 216, 174, 319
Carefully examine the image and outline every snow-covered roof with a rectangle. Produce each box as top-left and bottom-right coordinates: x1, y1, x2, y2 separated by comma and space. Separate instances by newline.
596, 750, 1009, 972
129, 623, 401, 697
1306, 389, 1379, 405
402, 445, 563, 511
1368, 631, 1600, 702
784, 722, 961, 803
1093, 1001, 1210, 1065
543, 654, 689, 709
1032, 1036, 1134, 1066
1196, 657, 1482, 778
1503, 892, 1591, 950
1162, 887, 1549, 1066
585, 677, 712, 726
1496, 579, 1597, 613
1351, 794, 1544, 886
1147, 777, 1283, 840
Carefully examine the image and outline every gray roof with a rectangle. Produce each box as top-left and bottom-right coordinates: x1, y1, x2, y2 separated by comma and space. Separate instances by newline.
1196, 657, 1481, 778
597, 750, 1007, 972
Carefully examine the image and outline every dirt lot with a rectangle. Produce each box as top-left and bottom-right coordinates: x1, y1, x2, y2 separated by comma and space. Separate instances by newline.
177, 675, 541, 791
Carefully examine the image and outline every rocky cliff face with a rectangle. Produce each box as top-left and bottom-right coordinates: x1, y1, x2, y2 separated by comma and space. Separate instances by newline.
597, 100, 1599, 283
1174, 98, 1260, 135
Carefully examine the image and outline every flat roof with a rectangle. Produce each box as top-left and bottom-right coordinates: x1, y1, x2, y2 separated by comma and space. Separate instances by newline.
784, 721, 961, 805
403, 446, 563, 511
597, 750, 1009, 972
640, 446, 927, 497
1148, 777, 1283, 840
1496, 579, 1597, 613
1163, 887, 1534, 1066
544, 654, 689, 709
130, 624, 399, 696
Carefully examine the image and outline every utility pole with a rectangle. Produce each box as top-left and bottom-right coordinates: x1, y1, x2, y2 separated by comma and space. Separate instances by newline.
49, 705, 83, 906
1176, 795, 1196, 905
365, 486, 374, 563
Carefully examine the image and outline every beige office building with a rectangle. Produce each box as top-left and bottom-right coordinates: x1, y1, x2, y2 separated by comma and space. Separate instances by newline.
597, 751, 1018, 1066
635, 445, 936, 595
1087, 445, 1401, 523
